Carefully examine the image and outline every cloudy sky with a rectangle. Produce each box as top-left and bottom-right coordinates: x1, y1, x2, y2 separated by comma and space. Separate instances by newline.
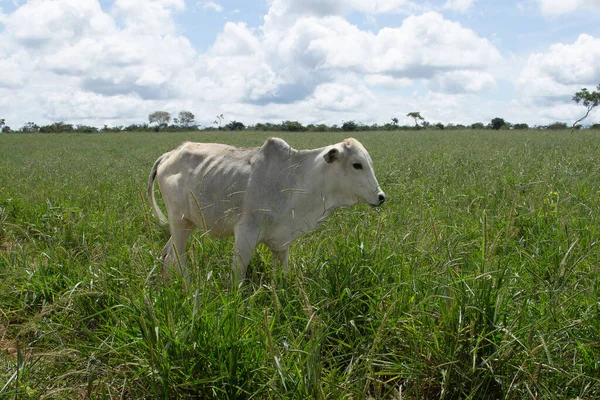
0, 0, 599, 129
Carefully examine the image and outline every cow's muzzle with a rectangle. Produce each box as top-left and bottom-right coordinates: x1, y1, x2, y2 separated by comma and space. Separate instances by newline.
369, 193, 387, 207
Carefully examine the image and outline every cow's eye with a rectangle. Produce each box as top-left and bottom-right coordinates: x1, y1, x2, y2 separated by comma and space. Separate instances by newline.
352, 162, 363, 170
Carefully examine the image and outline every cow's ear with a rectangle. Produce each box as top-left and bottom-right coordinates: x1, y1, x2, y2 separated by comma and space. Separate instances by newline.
324, 148, 339, 164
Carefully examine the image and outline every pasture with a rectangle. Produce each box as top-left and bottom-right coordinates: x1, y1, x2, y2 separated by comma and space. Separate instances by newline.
1, 129, 599, 398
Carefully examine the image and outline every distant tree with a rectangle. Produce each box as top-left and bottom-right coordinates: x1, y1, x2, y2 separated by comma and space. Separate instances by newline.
357, 122, 370, 131
589, 123, 600, 130
226, 121, 245, 131
75, 125, 99, 133
176, 111, 196, 128
513, 123, 529, 130
391, 117, 399, 127
102, 125, 124, 133
572, 84, 600, 131
213, 114, 224, 129
342, 120, 358, 132
433, 122, 444, 130
123, 123, 150, 132
40, 122, 73, 133
149, 111, 171, 130
1, 118, 10, 133
548, 122, 568, 130
471, 122, 485, 129
280, 120, 306, 132
314, 123, 328, 132
407, 112, 425, 127
20, 122, 40, 133
490, 117, 507, 130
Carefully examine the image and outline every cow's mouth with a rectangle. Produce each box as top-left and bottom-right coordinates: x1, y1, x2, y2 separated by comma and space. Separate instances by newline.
368, 193, 387, 207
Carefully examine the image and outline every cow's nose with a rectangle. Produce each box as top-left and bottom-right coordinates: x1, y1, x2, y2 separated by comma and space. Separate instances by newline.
378, 193, 387, 205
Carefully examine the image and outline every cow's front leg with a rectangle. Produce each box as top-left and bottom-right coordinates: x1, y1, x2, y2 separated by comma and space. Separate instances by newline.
232, 227, 259, 285
270, 246, 290, 276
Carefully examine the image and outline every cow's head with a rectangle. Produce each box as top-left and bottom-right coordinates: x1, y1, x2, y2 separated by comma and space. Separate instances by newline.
322, 138, 387, 207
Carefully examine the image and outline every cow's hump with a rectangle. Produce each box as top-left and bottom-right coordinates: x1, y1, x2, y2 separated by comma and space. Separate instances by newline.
263, 137, 289, 152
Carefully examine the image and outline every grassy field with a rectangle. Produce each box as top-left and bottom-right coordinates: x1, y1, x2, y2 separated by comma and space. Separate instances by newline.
1, 129, 600, 399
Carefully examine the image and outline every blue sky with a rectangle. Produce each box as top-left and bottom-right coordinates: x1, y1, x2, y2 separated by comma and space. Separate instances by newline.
0, 0, 599, 129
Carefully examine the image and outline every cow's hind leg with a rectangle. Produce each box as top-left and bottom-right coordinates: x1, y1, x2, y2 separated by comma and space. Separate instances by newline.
161, 237, 173, 260
163, 218, 195, 280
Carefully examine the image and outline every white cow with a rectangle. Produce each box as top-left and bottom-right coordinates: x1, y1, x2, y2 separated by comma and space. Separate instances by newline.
148, 137, 386, 283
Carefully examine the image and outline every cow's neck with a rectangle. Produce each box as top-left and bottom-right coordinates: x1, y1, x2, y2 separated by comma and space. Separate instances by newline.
287, 147, 345, 218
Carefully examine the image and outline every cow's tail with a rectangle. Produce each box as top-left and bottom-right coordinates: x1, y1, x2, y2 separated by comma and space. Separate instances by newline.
148, 152, 171, 231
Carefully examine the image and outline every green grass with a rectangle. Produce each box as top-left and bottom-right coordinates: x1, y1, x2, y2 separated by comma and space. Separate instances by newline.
1, 129, 600, 399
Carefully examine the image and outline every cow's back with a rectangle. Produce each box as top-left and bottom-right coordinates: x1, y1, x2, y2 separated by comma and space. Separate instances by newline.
157, 142, 257, 237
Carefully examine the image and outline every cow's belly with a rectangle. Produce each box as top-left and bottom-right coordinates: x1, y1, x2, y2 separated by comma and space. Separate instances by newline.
159, 167, 247, 238
262, 209, 329, 248
185, 190, 245, 238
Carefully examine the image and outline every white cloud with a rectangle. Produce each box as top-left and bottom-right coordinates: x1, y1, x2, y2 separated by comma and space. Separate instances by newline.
113, 0, 185, 35
0, 52, 29, 89
0, 0, 198, 127
365, 74, 412, 89
210, 22, 260, 56
271, 16, 373, 71
537, 0, 600, 16
515, 34, 600, 125
0, 0, 513, 129
4, 0, 115, 50
136, 67, 170, 87
0, 0, 506, 128
40, 90, 147, 124
517, 34, 600, 98
372, 13, 501, 78
258, 12, 501, 99
311, 82, 375, 112
198, 1, 223, 12
346, 0, 421, 14
116, 0, 185, 9
263, 0, 421, 32
443, 0, 475, 13
430, 70, 496, 94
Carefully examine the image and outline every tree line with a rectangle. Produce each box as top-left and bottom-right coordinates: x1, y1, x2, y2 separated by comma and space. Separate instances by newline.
1, 84, 598, 134
2, 113, 598, 134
